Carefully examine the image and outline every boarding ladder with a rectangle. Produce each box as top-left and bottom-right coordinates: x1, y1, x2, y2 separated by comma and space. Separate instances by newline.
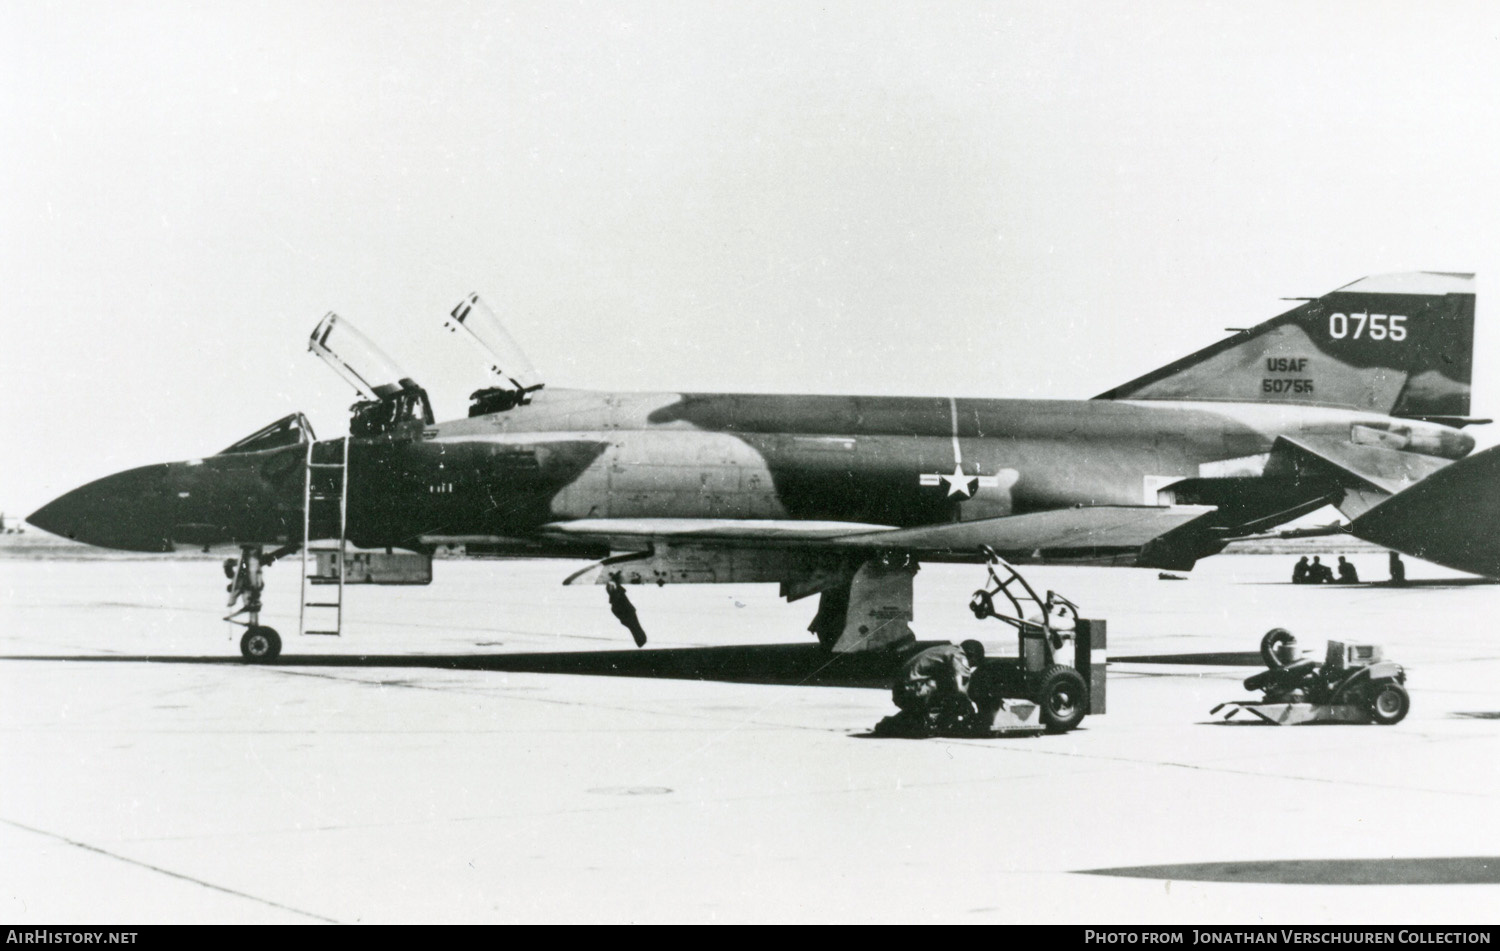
300, 437, 349, 637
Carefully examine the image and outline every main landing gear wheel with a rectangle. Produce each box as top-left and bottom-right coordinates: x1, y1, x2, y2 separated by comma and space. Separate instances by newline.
1035, 664, 1088, 733
240, 626, 282, 663
1367, 682, 1410, 725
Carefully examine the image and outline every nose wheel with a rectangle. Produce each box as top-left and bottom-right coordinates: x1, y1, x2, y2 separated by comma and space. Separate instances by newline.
239, 626, 282, 662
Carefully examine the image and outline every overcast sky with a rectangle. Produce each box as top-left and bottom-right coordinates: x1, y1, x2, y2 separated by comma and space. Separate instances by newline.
4, 1, 1499, 515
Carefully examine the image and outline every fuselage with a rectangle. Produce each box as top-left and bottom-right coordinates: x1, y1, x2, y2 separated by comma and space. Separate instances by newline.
27, 387, 1473, 556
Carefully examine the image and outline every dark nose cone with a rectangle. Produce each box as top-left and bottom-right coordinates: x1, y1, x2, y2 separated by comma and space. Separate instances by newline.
27, 464, 179, 552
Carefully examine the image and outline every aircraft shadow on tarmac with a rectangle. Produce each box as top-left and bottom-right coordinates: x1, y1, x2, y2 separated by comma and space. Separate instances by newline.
1, 644, 1276, 685
1079, 856, 1500, 885
1111, 651, 1262, 665
1253, 578, 1499, 588
0, 642, 939, 690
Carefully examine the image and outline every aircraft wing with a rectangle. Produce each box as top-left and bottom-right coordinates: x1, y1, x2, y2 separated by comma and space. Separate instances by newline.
823, 505, 1219, 567
540, 505, 1221, 569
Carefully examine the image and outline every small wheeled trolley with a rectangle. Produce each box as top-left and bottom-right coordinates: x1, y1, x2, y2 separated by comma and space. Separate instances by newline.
965, 548, 1106, 735
1212, 628, 1410, 725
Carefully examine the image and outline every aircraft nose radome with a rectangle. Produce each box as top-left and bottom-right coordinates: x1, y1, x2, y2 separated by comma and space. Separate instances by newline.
25, 497, 71, 538
26, 465, 178, 552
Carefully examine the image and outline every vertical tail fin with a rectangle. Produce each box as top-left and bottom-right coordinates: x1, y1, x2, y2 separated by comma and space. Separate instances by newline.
1095, 272, 1475, 419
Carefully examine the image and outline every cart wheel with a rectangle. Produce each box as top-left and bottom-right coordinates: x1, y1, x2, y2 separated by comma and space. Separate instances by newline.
1035, 665, 1088, 733
1260, 628, 1296, 669
240, 626, 282, 663
1367, 683, 1409, 725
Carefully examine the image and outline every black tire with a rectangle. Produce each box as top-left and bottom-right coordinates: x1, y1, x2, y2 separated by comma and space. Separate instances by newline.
1367, 682, 1409, 725
1034, 665, 1088, 733
1260, 628, 1296, 669
240, 626, 282, 663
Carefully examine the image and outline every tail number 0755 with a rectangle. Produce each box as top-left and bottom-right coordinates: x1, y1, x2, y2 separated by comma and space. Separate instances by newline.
1329, 312, 1406, 341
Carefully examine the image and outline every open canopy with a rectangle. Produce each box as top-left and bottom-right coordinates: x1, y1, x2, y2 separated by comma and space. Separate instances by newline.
445, 293, 543, 395
308, 312, 417, 400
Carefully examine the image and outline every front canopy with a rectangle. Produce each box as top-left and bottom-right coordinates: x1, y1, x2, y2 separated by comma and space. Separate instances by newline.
309, 312, 417, 400
216, 412, 316, 455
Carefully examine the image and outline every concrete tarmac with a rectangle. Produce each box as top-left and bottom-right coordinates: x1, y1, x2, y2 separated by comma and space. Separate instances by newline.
3, 552, 1500, 923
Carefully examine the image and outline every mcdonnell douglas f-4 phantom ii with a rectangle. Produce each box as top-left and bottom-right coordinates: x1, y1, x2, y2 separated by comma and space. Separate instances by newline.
28, 272, 1499, 660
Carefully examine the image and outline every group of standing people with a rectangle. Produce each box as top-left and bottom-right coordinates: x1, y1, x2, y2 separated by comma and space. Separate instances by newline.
1292, 552, 1406, 584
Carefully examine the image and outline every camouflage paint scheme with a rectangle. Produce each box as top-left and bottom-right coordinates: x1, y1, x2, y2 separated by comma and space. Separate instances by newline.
29, 273, 1491, 650
28, 394, 1468, 550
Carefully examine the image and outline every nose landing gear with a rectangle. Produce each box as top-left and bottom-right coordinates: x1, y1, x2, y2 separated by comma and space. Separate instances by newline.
224, 545, 284, 662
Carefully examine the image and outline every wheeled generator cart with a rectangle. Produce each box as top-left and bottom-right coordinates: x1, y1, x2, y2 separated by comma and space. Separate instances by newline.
966, 548, 1106, 735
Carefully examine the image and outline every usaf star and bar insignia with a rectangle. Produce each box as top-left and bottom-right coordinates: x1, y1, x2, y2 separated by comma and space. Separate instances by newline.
920, 465, 1004, 498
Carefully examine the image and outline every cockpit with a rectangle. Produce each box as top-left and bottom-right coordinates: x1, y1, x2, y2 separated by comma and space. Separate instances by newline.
217, 412, 316, 455
306, 293, 544, 437
309, 313, 434, 437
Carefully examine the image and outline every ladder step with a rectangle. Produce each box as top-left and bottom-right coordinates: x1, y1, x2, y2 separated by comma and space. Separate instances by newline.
302, 437, 347, 641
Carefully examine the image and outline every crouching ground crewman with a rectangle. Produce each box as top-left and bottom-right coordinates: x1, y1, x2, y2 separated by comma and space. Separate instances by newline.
884, 639, 987, 736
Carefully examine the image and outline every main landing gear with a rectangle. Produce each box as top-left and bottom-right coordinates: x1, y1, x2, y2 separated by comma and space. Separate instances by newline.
224, 545, 288, 662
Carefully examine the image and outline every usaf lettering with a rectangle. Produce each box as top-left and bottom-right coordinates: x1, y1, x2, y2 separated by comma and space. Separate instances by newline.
1263, 356, 1313, 394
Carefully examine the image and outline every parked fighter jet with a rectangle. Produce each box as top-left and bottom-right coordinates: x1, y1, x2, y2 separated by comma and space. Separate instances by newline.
28, 273, 1495, 660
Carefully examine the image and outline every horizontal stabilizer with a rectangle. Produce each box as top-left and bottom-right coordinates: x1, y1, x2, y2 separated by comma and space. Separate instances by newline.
1350, 444, 1500, 578
1274, 435, 1450, 496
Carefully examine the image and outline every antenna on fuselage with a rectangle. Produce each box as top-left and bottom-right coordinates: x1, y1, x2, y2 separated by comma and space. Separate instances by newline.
444, 293, 544, 415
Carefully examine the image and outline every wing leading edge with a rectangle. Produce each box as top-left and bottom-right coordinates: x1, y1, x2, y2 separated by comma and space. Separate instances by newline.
541, 505, 1222, 570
